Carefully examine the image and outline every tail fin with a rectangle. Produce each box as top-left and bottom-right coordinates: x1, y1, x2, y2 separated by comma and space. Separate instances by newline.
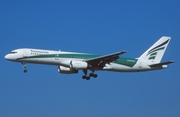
139, 36, 171, 64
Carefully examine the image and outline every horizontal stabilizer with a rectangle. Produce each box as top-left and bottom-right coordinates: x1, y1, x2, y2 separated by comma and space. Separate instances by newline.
149, 61, 174, 67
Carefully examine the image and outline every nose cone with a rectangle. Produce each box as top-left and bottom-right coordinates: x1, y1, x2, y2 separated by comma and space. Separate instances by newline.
4, 55, 7, 59
5, 54, 8, 59
5, 54, 11, 60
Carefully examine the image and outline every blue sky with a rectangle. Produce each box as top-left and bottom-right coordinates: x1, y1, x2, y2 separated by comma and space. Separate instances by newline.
0, 0, 179, 117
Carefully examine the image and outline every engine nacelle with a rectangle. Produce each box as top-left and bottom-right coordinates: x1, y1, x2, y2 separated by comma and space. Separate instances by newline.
58, 66, 78, 74
70, 61, 88, 70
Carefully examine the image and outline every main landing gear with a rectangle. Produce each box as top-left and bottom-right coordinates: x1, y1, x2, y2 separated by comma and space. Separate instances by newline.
82, 70, 98, 80
22, 62, 27, 73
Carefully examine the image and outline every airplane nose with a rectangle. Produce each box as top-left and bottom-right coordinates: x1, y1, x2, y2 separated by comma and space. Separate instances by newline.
5, 55, 7, 59
5, 54, 16, 61
5, 54, 9, 60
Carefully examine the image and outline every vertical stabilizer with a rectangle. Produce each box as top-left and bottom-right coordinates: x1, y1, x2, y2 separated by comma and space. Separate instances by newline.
139, 36, 171, 64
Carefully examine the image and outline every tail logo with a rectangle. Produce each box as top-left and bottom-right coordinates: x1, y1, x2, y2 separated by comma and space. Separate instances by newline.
147, 39, 169, 60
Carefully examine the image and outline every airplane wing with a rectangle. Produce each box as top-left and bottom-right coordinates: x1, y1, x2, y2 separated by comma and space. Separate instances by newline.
85, 50, 127, 68
149, 61, 174, 67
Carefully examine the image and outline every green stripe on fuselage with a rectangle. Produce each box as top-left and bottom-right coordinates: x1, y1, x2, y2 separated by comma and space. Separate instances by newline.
114, 58, 137, 67
18, 53, 137, 67
19, 54, 99, 59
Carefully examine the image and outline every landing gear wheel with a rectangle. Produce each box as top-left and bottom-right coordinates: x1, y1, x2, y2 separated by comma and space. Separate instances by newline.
93, 74, 98, 78
86, 76, 90, 80
24, 69, 27, 73
82, 70, 97, 80
89, 73, 98, 78
89, 73, 94, 77
82, 75, 86, 79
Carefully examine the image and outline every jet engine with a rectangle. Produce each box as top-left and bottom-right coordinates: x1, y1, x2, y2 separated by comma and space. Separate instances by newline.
58, 66, 78, 74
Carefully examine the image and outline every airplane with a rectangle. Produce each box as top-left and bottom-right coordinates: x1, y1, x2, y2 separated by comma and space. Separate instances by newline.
5, 36, 174, 80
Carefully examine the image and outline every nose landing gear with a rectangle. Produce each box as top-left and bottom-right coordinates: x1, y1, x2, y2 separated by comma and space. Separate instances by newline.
24, 69, 27, 73
22, 63, 27, 73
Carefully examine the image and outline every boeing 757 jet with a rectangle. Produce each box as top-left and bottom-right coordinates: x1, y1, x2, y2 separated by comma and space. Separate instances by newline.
5, 36, 174, 80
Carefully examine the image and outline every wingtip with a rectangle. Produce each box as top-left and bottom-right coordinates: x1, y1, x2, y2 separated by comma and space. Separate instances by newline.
122, 50, 127, 53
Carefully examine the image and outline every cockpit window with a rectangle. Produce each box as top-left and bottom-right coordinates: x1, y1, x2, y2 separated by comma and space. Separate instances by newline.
10, 51, 17, 54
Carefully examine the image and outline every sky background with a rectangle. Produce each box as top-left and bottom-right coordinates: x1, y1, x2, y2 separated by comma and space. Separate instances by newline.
0, 0, 180, 117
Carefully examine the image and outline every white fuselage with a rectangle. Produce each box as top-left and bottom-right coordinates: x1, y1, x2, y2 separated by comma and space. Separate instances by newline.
5, 48, 164, 73
4, 37, 173, 80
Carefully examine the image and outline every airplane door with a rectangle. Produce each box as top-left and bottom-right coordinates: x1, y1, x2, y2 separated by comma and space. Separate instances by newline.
55, 53, 59, 60
23, 50, 28, 57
